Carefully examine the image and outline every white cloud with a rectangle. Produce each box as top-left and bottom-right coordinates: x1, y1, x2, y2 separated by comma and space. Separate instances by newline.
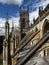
9, 16, 19, 28
32, 0, 49, 9
0, 16, 19, 35
29, 9, 38, 24
29, 0, 49, 24
0, 0, 49, 35
0, 18, 5, 27
0, 0, 23, 6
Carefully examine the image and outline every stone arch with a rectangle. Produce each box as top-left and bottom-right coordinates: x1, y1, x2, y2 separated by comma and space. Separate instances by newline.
43, 47, 49, 56
42, 19, 49, 35
42, 19, 49, 56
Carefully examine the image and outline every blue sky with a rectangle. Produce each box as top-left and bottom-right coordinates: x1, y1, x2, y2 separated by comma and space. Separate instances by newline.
0, 0, 49, 35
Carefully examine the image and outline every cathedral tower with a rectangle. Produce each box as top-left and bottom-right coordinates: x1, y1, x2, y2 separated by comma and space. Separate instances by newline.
3, 13, 10, 65
5, 13, 9, 40
19, 7, 29, 39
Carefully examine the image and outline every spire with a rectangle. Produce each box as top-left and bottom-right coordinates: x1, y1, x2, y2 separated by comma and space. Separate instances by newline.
5, 12, 9, 40
6, 12, 8, 23
39, 6, 43, 17
12, 20, 14, 31
12, 20, 14, 38
5, 12, 9, 25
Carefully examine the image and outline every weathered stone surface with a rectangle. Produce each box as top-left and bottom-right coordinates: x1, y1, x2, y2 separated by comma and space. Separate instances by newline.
25, 56, 49, 65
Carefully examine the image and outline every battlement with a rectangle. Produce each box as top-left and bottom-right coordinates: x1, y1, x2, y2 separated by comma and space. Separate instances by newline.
20, 7, 29, 16
39, 4, 49, 16
33, 4, 49, 25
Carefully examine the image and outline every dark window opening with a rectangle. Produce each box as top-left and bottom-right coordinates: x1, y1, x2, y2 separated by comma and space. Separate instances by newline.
21, 33, 26, 39
44, 50, 46, 56
22, 18, 25, 28
43, 20, 49, 35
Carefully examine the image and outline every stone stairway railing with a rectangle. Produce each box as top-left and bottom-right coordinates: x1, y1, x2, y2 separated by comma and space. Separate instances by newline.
12, 30, 40, 58
16, 32, 49, 65
17, 31, 34, 47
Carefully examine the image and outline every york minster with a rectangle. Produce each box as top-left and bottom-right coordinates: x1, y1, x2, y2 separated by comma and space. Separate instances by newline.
0, 0, 49, 65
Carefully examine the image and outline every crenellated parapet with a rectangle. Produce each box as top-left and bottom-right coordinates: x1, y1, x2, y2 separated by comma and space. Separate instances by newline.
30, 4, 49, 29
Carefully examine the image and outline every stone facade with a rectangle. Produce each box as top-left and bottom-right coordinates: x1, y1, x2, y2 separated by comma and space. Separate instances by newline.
3, 4, 49, 65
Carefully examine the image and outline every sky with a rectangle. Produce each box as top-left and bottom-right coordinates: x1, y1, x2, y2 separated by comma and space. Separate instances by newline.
0, 0, 49, 35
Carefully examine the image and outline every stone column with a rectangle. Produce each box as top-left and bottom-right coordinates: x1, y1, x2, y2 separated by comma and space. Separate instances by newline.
6, 42, 9, 65
10, 38, 15, 65
3, 39, 9, 65
3, 40, 6, 65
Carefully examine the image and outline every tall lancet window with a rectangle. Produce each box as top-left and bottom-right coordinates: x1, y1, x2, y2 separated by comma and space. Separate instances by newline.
22, 18, 25, 28
4, 43, 6, 60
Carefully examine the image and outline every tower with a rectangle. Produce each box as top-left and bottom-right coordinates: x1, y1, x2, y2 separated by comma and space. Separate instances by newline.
12, 21, 14, 38
3, 13, 10, 65
10, 21, 15, 65
5, 12, 9, 40
10, 21, 15, 56
19, 7, 29, 39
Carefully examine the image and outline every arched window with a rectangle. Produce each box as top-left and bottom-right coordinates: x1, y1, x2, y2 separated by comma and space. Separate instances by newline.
43, 19, 49, 35
22, 18, 25, 28
43, 19, 49, 56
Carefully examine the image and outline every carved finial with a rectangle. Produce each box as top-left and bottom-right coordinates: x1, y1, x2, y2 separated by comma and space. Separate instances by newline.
12, 20, 14, 32
33, 18, 35, 23
39, 6, 43, 12
39, 6, 43, 17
